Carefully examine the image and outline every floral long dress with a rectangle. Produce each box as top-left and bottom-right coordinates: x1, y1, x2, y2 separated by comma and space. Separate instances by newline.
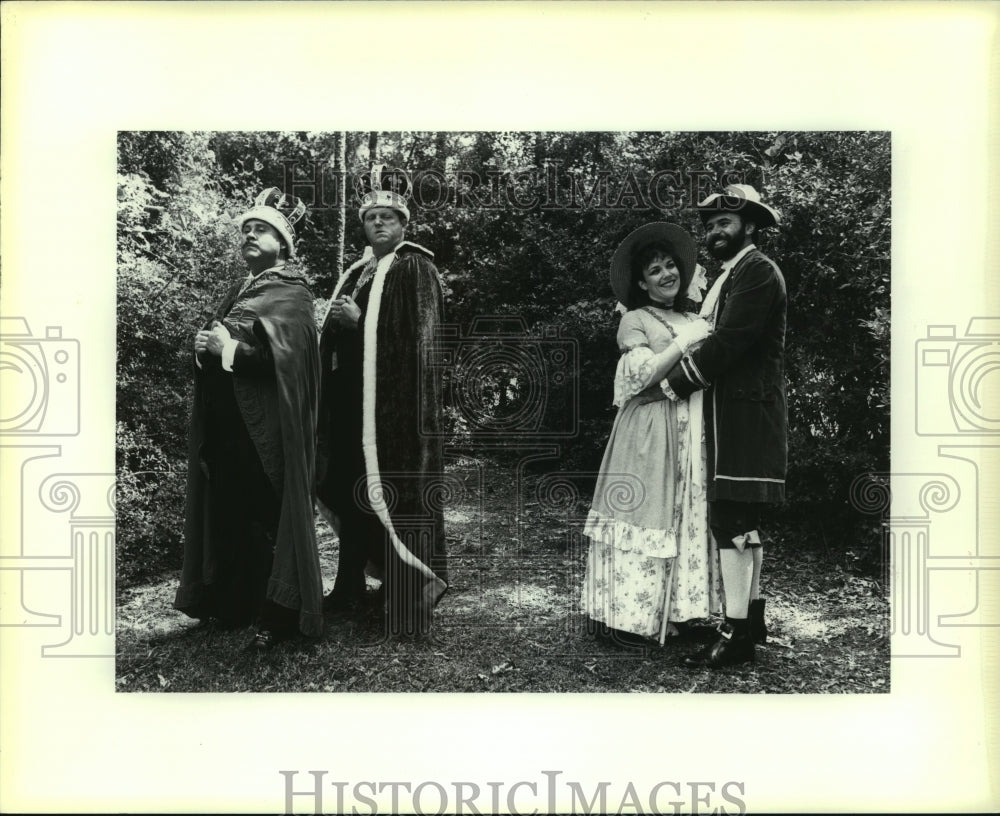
582, 306, 722, 640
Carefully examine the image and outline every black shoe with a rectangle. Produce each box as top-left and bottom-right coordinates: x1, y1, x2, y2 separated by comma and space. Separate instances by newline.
681, 624, 755, 669
749, 598, 768, 644
252, 627, 293, 651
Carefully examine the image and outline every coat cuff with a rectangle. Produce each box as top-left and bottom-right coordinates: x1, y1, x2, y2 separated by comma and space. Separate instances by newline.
666, 355, 704, 399
682, 354, 710, 389
221, 338, 239, 372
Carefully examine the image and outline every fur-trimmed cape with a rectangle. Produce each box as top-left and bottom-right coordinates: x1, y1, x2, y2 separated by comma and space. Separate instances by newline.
175, 273, 324, 636
318, 242, 448, 608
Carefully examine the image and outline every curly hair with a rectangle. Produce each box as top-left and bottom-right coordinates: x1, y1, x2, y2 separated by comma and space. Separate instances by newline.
627, 240, 695, 313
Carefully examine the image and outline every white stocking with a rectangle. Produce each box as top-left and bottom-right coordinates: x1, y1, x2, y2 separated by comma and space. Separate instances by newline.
719, 544, 753, 619
750, 546, 763, 600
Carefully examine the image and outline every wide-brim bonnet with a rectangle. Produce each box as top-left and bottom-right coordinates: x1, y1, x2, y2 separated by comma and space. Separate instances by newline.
610, 222, 698, 308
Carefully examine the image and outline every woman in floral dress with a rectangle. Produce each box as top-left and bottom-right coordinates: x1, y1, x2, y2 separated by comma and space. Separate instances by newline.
582, 223, 722, 646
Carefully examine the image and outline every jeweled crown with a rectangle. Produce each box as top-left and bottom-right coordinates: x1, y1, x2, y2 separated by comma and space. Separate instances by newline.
253, 187, 307, 231
354, 164, 413, 222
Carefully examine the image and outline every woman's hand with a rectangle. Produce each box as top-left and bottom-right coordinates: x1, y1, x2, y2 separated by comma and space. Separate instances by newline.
329, 295, 361, 329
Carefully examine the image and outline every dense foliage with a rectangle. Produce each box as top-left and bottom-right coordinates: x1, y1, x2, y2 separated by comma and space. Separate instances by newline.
116, 131, 890, 586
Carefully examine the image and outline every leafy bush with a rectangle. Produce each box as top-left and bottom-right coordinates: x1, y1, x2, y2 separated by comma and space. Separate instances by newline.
116, 421, 186, 586
117, 131, 890, 587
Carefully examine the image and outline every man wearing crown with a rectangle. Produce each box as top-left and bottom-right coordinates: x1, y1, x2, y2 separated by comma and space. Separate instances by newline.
317, 165, 448, 638
665, 184, 787, 669
174, 188, 324, 649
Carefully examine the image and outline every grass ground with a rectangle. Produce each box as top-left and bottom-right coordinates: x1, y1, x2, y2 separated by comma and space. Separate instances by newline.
116, 459, 889, 693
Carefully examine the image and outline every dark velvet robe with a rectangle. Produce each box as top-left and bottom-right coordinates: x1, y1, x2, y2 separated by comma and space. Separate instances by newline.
317, 242, 448, 622
175, 271, 324, 636
666, 248, 787, 504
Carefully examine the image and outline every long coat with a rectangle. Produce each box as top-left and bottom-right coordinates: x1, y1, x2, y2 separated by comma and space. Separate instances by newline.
666, 248, 787, 504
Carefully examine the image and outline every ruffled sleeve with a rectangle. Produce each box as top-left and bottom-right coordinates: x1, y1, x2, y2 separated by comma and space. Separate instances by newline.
613, 346, 657, 407
612, 312, 655, 407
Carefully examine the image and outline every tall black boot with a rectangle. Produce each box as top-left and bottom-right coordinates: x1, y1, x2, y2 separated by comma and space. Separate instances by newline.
749, 598, 768, 644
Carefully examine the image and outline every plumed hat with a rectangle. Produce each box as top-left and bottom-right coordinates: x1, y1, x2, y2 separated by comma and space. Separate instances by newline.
237, 187, 307, 258
695, 183, 780, 229
355, 164, 412, 223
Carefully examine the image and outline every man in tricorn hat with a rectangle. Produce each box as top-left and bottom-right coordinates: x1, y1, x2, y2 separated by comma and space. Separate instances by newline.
665, 183, 787, 668
175, 188, 324, 649
317, 165, 448, 638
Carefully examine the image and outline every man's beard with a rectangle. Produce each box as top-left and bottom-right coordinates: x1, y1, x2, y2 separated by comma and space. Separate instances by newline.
708, 223, 748, 261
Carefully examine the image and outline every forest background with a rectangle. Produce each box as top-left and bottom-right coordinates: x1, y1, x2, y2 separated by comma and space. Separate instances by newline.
116, 130, 891, 591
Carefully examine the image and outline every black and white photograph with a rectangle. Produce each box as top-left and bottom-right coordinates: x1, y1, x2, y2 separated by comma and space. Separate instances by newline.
2, 3, 997, 814
115, 130, 891, 694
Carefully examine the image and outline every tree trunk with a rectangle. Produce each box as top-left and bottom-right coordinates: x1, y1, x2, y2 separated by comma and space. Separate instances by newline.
330, 131, 347, 279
